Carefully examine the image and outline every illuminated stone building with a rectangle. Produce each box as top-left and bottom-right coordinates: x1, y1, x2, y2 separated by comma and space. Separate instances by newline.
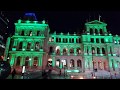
4, 13, 120, 75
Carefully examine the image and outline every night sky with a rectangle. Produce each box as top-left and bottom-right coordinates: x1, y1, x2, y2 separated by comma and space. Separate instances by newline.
2, 11, 120, 37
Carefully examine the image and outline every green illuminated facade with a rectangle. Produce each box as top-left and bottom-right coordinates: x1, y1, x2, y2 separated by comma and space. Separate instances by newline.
4, 14, 120, 74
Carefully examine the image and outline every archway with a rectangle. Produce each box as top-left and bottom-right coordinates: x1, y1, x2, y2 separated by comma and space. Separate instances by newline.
27, 42, 31, 50
56, 59, 60, 67
56, 46, 60, 55
49, 46, 54, 54
70, 59, 74, 68
18, 42, 23, 50
63, 48, 67, 55
35, 42, 40, 51
16, 56, 21, 66
48, 58, 52, 67
70, 48, 74, 54
33, 57, 38, 67
76, 48, 81, 54
77, 59, 82, 68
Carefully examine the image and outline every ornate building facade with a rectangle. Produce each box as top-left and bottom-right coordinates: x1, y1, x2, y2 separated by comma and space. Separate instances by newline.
4, 13, 120, 75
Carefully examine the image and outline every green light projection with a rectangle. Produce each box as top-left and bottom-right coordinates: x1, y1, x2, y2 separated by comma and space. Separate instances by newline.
4, 19, 120, 73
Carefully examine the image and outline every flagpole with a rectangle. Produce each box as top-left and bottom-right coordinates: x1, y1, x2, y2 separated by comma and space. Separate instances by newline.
99, 15, 101, 21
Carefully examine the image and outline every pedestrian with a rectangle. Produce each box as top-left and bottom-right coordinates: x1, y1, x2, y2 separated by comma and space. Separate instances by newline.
12, 68, 16, 79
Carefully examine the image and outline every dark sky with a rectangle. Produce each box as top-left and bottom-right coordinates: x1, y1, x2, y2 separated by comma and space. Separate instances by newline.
2, 11, 120, 36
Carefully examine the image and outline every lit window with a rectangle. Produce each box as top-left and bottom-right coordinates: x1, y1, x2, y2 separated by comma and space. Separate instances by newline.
49, 37, 52, 42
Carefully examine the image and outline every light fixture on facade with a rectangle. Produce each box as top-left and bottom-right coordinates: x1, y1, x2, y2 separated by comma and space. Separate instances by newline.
48, 58, 52, 61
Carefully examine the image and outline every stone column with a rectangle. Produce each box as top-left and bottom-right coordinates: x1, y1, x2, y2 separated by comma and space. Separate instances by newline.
114, 60, 118, 71
94, 38, 96, 43
52, 56, 55, 67
67, 60, 70, 69
68, 48, 70, 55
29, 56, 33, 67
85, 59, 88, 70
82, 60, 84, 72
89, 60, 93, 70
95, 47, 97, 55
20, 56, 23, 66
74, 48, 77, 55
84, 45, 87, 55
22, 56, 25, 66
10, 54, 15, 66
68, 38, 69, 43
38, 56, 41, 66
74, 60, 77, 69
109, 59, 112, 71
74, 38, 76, 43
60, 48, 63, 55
61, 37, 63, 43
99, 38, 101, 43
100, 47, 103, 55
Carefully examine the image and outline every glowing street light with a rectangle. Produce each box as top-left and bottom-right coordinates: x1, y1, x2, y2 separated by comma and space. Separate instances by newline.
79, 76, 84, 79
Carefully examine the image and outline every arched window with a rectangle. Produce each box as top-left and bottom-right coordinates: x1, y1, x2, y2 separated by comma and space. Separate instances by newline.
33, 57, 38, 67
56, 38, 59, 42
72, 38, 74, 43
27, 42, 31, 50
70, 48, 74, 54
48, 58, 52, 67
49, 46, 54, 54
56, 59, 60, 67
90, 28, 93, 34
56, 49, 60, 55
100, 29, 103, 34
77, 60, 82, 68
101, 38, 104, 43
37, 31, 40, 36
18, 42, 22, 50
102, 48, 105, 54
66, 38, 68, 43
79, 38, 81, 43
61, 59, 67, 68
59, 38, 61, 42
63, 38, 65, 43
56, 46, 60, 55
77, 48, 81, 54
29, 31, 32, 36
96, 38, 99, 43
25, 57, 29, 67
70, 59, 74, 67
35, 42, 40, 51
21, 30, 24, 35
91, 38, 94, 43
95, 29, 98, 34
63, 48, 67, 55
87, 47, 89, 54
16, 56, 21, 66
69, 38, 72, 43
97, 48, 100, 54
92, 47, 95, 54
110, 47, 112, 55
